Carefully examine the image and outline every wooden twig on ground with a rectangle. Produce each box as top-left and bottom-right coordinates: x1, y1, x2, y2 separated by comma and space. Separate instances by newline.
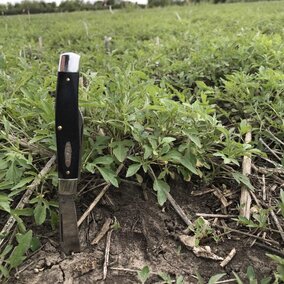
196, 213, 237, 219
147, 170, 193, 227
262, 174, 266, 201
250, 191, 262, 208
259, 137, 282, 161
213, 224, 279, 246
220, 248, 236, 268
103, 229, 113, 280
253, 165, 284, 175
254, 241, 284, 258
166, 192, 192, 226
240, 132, 252, 219
77, 163, 124, 227
0, 155, 56, 248
266, 130, 284, 147
91, 218, 112, 245
77, 183, 110, 227
270, 210, 284, 242
191, 188, 215, 196
110, 266, 160, 276
77, 176, 97, 195
7, 134, 53, 157
212, 186, 230, 214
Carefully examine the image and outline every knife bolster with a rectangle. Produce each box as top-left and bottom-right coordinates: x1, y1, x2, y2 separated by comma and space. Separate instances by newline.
58, 178, 78, 195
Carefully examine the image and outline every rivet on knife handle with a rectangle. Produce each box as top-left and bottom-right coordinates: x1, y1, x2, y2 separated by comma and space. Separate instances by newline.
55, 52, 83, 254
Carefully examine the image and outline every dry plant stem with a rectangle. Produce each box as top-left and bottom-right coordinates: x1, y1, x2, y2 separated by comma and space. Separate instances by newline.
196, 213, 237, 219
267, 130, 284, 146
0, 155, 56, 248
254, 242, 284, 258
103, 229, 113, 280
250, 191, 262, 208
77, 163, 124, 227
191, 188, 215, 196
7, 134, 53, 157
166, 192, 192, 226
77, 176, 97, 195
77, 183, 110, 227
148, 171, 192, 227
270, 210, 284, 242
216, 280, 237, 284
259, 137, 282, 161
220, 248, 236, 268
262, 174, 266, 201
91, 218, 112, 245
14, 260, 35, 278
253, 165, 284, 175
212, 186, 230, 213
213, 224, 279, 246
240, 131, 252, 219
110, 267, 160, 276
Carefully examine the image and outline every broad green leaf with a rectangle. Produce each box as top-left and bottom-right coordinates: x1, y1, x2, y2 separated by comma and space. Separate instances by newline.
176, 275, 184, 284
208, 273, 226, 284
180, 157, 198, 175
93, 156, 114, 165
128, 156, 142, 163
12, 208, 33, 217
153, 179, 170, 206
34, 202, 47, 225
30, 236, 41, 252
0, 159, 8, 170
113, 143, 128, 162
188, 134, 202, 148
0, 194, 11, 212
195, 272, 205, 284
260, 277, 272, 284
8, 230, 32, 268
233, 272, 244, 284
97, 166, 118, 187
0, 244, 13, 258
14, 215, 26, 233
246, 266, 256, 283
0, 181, 14, 190
158, 272, 171, 281
126, 164, 141, 177
182, 129, 202, 148
137, 266, 150, 284
232, 172, 254, 191
11, 176, 34, 191
143, 145, 152, 160
6, 162, 20, 183
0, 264, 9, 278
161, 137, 176, 144
239, 120, 252, 135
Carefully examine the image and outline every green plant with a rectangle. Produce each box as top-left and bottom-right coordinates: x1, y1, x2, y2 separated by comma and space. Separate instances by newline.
267, 254, 284, 283
196, 272, 226, 284
233, 266, 272, 284
138, 266, 150, 284
0, 2, 284, 278
237, 208, 269, 230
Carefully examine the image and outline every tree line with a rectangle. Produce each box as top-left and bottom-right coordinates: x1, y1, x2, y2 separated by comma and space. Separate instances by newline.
0, 0, 276, 16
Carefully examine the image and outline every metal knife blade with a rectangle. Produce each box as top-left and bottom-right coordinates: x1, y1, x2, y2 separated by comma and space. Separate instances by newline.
55, 52, 82, 254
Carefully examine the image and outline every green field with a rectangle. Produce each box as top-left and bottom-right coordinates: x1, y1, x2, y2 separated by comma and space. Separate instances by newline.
0, 2, 284, 281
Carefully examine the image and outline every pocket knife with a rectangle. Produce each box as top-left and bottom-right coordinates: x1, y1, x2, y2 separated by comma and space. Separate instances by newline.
55, 52, 83, 254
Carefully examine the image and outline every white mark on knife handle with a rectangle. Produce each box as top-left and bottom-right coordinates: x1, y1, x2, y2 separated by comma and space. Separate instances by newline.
64, 141, 72, 168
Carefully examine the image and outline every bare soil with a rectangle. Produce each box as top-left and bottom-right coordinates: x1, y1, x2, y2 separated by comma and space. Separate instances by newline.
10, 177, 279, 284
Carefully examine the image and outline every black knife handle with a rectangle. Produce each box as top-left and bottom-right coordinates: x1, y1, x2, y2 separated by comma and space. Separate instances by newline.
55, 72, 81, 179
